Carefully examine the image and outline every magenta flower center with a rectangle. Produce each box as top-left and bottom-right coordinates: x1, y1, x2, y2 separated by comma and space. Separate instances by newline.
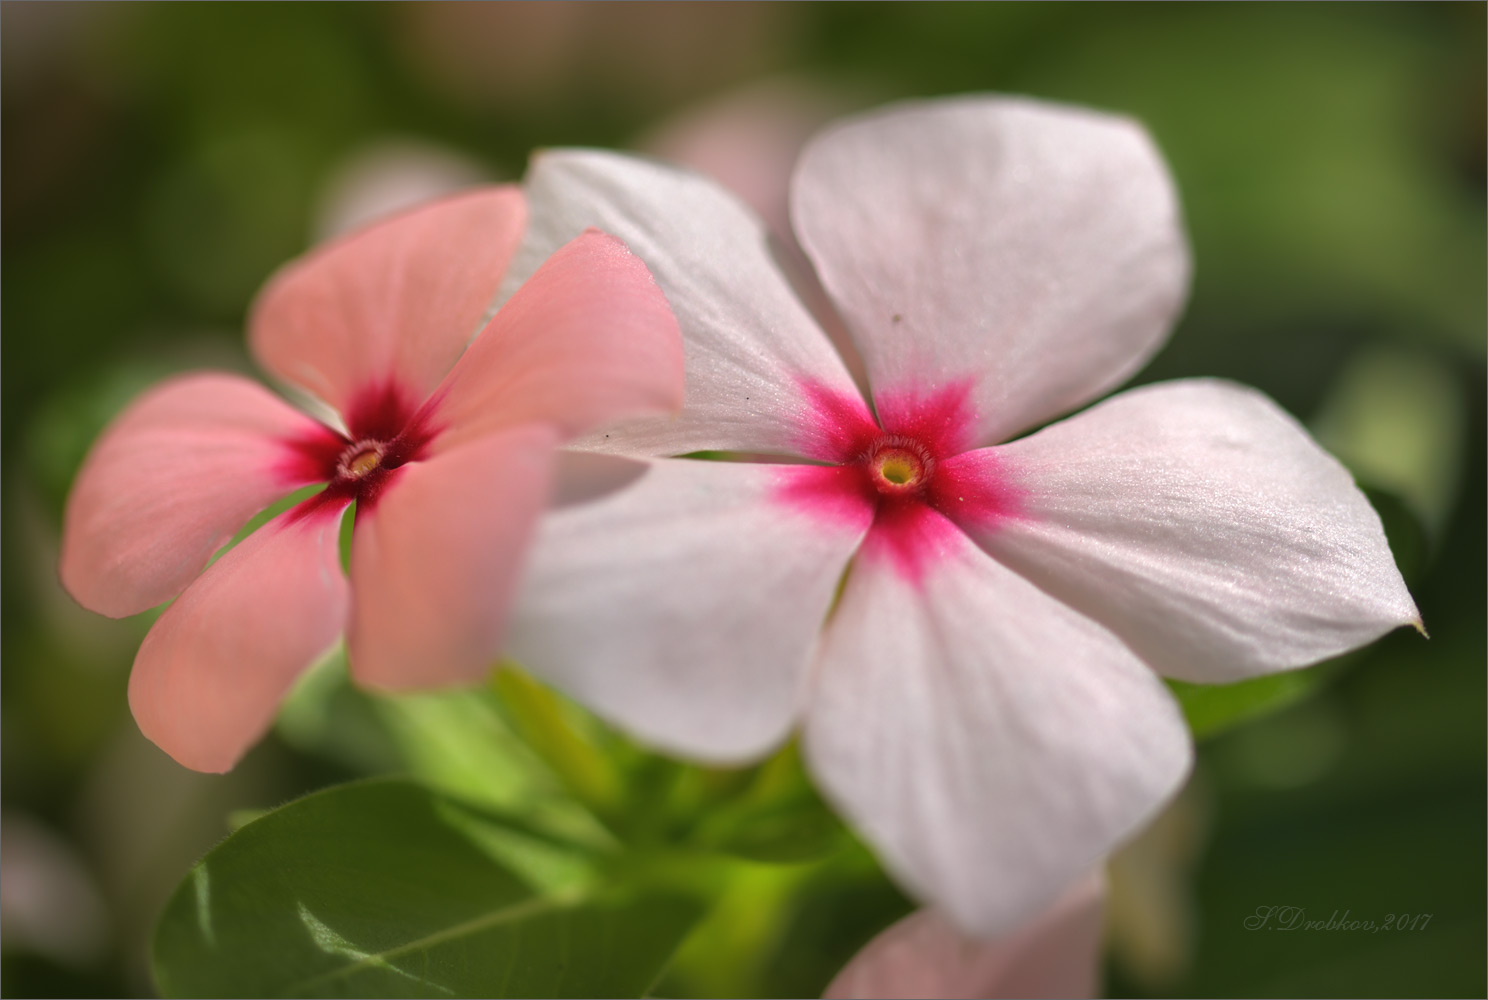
280, 379, 443, 522
778, 378, 1025, 585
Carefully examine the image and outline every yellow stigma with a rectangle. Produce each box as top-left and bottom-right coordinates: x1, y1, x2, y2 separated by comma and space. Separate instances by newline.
348, 450, 381, 476
340, 443, 385, 478
869, 444, 928, 492
878, 454, 918, 486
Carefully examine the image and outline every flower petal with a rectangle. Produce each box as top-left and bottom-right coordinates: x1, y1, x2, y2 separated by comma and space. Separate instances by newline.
426, 230, 684, 455
347, 425, 558, 690
249, 187, 526, 415
60, 373, 335, 619
642, 78, 847, 245
804, 537, 1190, 935
508, 458, 872, 762
127, 507, 349, 773
968, 379, 1420, 683
791, 96, 1191, 445
823, 873, 1106, 1000
502, 150, 863, 457
640, 81, 875, 399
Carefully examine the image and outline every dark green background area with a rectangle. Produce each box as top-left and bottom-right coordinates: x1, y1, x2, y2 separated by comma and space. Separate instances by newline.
2, 3, 1482, 997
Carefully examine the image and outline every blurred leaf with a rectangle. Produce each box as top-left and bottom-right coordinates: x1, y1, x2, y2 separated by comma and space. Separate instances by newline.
276, 656, 612, 858
709, 796, 845, 865
690, 744, 846, 864
152, 779, 702, 999
659, 837, 913, 1000
275, 650, 404, 775
371, 680, 618, 857
657, 859, 807, 999
1311, 345, 1466, 538
371, 684, 544, 808
492, 667, 625, 824
1169, 666, 1331, 741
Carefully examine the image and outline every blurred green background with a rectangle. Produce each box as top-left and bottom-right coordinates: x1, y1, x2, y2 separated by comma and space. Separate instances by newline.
2, 3, 1482, 997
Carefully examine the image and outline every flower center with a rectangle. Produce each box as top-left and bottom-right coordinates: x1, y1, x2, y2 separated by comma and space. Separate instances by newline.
338, 441, 385, 480
864, 436, 933, 495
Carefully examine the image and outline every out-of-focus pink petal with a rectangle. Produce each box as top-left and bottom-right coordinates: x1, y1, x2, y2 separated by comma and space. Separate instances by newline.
641, 77, 846, 242
249, 187, 526, 415
970, 380, 1421, 684
546, 450, 649, 509
313, 140, 490, 241
805, 536, 1189, 935
500, 150, 863, 457
347, 425, 558, 690
792, 96, 1190, 446
824, 872, 1106, 1000
509, 458, 871, 762
60, 373, 335, 619
127, 507, 349, 773
427, 230, 683, 455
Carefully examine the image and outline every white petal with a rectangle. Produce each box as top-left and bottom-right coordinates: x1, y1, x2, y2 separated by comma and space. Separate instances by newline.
792, 95, 1191, 445
805, 539, 1189, 935
972, 379, 1421, 683
823, 873, 1106, 1000
508, 457, 871, 762
504, 150, 863, 458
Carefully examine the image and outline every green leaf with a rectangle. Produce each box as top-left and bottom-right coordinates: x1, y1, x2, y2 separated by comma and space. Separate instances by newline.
1310, 345, 1465, 540
710, 797, 847, 864
491, 668, 625, 822
689, 745, 847, 864
277, 655, 609, 857
152, 779, 702, 999
1169, 664, 1334, 741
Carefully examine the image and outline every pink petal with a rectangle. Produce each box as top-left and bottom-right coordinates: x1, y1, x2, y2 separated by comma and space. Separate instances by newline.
60, 373, 336, 619
249, 187, 526, 415
500, 150, 864, 457
426, 230, 684, 455
127, 507, 350, 773
347, 425, 558, 690
970, 379, 1421, 684
508, 458, 872, 762
804, 536, 1190, 935
791, 96, 1191, 446
964, 379, 1416, 684
641, 77, 845, 243
547, 450, 649, 508
313, 141, 489, 241
824, 873, 1106, 1000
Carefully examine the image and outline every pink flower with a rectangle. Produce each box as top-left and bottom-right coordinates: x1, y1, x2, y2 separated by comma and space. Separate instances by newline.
824, 873, 1106, 1000
497, 97, 1420, 932
59, 188, 683, 773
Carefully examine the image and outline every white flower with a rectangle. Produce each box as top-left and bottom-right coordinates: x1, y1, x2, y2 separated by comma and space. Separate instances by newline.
498, 96, 1419, 933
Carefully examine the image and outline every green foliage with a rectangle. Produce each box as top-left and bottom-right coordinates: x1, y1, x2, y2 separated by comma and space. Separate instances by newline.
1170, 665, 1331, 741
163, 667, 896, 998
152, 779, 702, 999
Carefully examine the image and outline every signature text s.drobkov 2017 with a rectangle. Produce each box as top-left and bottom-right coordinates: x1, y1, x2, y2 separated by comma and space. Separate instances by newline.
1244, 907, 1433, 933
